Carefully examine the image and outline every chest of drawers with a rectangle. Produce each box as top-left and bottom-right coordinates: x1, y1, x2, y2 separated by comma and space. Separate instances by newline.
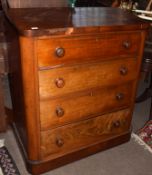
4, 7, 149, 175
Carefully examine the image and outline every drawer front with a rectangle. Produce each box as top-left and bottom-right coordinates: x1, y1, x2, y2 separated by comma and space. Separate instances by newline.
40, 83, 133, 130
37, 32, 141, 68
41, 109, 131, 159
39, 58, 138, 98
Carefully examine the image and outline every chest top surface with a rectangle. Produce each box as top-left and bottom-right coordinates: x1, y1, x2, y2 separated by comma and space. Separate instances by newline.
6, 7, 149, 37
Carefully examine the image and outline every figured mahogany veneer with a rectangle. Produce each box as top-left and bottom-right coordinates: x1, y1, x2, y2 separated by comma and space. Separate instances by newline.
41, 109, 131, 159
3, 7, 149, 175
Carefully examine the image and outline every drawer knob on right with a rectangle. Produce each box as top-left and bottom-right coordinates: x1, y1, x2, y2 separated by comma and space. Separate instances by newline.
123, 41, 131, 49
116, 93, 124, 100
55, 78, 65, 88
113, 120, 121, 128
56, 138, 64, 147
56, 107, 64, 117
120, 67, 128, 75
55, 47, 65, 58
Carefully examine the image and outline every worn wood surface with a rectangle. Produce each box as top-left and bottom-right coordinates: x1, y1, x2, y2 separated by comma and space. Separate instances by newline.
5, 7, 149, 37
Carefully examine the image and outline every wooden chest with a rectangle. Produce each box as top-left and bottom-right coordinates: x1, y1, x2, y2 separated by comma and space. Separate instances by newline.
4, 7, 149, 175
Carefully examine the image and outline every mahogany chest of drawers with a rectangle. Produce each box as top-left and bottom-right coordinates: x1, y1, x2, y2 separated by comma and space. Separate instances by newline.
3, 7, 149, 175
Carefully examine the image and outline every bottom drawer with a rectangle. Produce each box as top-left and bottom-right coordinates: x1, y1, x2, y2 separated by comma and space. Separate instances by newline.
41, 109, 131, 159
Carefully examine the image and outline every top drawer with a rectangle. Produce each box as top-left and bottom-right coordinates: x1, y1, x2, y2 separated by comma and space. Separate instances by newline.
36, 32, 141, 68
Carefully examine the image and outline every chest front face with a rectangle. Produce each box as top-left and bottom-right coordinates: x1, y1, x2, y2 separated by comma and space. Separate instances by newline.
6, 7, 149, 174
35, 29, 142, 160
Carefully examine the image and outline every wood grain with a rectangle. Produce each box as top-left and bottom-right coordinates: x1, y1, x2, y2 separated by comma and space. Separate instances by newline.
40, 83, 133, 130
41, 109, 131, 159
39, 58, 138, 98
37, 32, 141, 68
19, 36, 41, 160
3, 6, 149, 174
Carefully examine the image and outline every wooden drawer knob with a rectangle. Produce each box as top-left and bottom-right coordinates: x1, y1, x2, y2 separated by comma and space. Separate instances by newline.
113, 120, 121, 128
56, 138, 64, 147
123, 41, 131, 49
56, 107, 64, 117
55, 47, 65, 58
55, 78, 65, 88
120, 67, 128, 75
116, 93, 124, 100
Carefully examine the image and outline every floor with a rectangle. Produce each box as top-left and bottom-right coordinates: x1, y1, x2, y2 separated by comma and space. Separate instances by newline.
0, 79, 152, 175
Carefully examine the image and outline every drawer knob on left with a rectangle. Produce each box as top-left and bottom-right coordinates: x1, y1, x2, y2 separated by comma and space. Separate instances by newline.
55, 47, 65, 58
120, 67, 128, 75
56, 107, 65, 117
116, 93, 124, 101
123, 41, 131, 49
55, 78, 65, 88
56, 138, 64, 147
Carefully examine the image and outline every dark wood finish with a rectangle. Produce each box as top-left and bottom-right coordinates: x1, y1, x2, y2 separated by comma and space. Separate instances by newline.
5, 7, 149, 37
75, 0, 121, 7
3, 6, 149, 175
136, 26, 152, 120
0, 11, 7, 132
0, 75, 6, 132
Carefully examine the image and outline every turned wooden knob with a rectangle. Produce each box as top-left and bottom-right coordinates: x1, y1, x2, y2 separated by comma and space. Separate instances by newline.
123, 41, 131, 49
120, 67, 128, 75
113, 120, 121, 128
56, 107, 64, 117
55, 47, 65, 58
116, 93, 124, 100
56, 138, 64, 147
55, 78, 65, 88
